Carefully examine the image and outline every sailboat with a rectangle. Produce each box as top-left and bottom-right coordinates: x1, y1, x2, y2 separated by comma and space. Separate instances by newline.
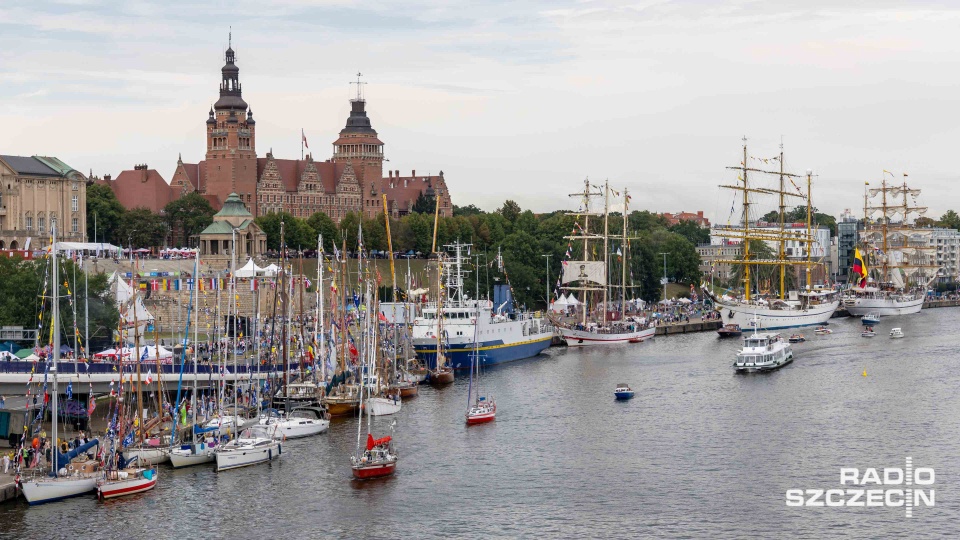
466, 274, 495, 425
701, 142, 840, 330
842, 172, 937, 316
350, 346, 398, 479
427, 253, 455, 384
556, 181, 656, 345
20, 223, 103, 505
324, 238, 362, 416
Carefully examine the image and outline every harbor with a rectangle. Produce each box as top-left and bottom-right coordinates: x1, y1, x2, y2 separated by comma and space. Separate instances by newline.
2, 307, 958, 536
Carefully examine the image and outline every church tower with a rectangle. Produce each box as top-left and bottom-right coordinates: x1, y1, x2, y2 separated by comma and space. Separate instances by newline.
332, 74, 384, 218
203, 33, 257, 211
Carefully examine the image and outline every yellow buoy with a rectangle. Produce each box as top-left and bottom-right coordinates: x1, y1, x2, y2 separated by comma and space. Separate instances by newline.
862, 370, 867, 377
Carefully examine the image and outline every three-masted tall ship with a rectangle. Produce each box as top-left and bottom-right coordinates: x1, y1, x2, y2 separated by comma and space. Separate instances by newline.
701, 142, 839, 330
555, 179, 656, 346
842, 172, 937, 316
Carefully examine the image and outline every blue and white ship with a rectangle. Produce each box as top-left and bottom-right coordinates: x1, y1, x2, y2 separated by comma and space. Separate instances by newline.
412, 243, 554, 370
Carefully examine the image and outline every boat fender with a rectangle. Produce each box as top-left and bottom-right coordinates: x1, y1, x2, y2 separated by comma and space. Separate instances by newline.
268, 449, 272, 460
727, 310, 734, 319
67, 464, 74, 472
278, 444, 282, 455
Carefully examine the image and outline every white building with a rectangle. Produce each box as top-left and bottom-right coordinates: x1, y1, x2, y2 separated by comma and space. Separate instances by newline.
929, 228, 960, 284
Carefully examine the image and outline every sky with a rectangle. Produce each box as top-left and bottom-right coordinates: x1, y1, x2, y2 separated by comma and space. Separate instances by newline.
2, 0, 960, 224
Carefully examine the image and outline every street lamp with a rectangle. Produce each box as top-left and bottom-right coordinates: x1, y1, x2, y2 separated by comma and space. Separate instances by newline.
541, 254, 552, 309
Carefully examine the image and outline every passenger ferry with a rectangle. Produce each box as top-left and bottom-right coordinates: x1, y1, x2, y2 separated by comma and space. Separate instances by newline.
733, 330, 794, 373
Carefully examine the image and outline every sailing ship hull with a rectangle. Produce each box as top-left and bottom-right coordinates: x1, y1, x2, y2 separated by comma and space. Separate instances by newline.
414, 334, 553, 370
843, 296, 924, 316
466, 407, 496, 424
392, 383, 419, 398
20, 476, 97, 505
558, 326, 655, 347
719, 300, 840, 330
123, 446, 170, 465
97, 469, 157, 499
215, 442, 282, 471
325, 399, 360, 417
351, 462, 396, 479
365, 397, 402, 416
169, 447, 215, 468
429, 369, 455, 385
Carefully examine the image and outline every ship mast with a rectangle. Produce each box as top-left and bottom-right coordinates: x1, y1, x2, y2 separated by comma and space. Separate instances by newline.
778, 144, 786, 297
881, 174, 889, 282
602, 180, 609, 326
565, 179, 603, 325
621, 187, 629, 323
806, 170, 812, 289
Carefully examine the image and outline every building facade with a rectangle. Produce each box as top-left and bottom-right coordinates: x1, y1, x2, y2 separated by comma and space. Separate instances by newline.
696, 242, 741, 282
929, 227, 960, 284
197, 192, 267, 260
661, 211, 710, 227
0, 155, 87, 250
836, 219, 860, 283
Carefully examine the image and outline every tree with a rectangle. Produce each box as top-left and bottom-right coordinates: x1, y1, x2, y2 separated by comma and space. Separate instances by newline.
306, 212, 339, 252
669, 220, 710, 246
453, 204, 483, 217
645, 230, 702, 285
914, 216, 936, 228
119, 207, 166, 248
411, 191, 436, 214
498, 200, 522, 226
254, 212, 315, 252
86, 183, 125, 244
163, 192, 215, 246
760, 206, 837, 236
939, 210, 960, 230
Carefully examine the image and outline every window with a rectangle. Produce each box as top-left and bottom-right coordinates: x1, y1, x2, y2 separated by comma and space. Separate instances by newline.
25, 216, 32, 231
72, 195, 79, 212
38, 216, 45, 234
72, 218, 79, 233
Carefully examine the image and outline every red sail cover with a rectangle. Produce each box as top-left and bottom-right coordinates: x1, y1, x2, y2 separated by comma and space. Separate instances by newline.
366, 434, 392, 451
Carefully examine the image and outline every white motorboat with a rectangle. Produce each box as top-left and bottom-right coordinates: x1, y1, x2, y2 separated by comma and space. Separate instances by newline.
861, 329, 877, 337
734, 331, 793, 372
215, 425, 282, 471
814, 326, 832, 335
259, 408, 329, 439
365, 396, 402, 417
890, 328, 905, 339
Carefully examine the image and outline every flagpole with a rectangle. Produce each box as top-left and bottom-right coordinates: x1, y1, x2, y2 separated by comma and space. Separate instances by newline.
301, 129, 304, 160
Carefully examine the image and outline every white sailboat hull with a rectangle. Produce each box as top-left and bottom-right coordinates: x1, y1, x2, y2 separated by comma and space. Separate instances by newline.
559, 325, 655, 347
124, 447, 170, 465
21, 476, 97, 505
719, 300, 840, 330
215, 440, 281, 471
169, 446, 216, 468
365, 397, 402, 416
271, 418, 329, 439
843, 296, 924, 316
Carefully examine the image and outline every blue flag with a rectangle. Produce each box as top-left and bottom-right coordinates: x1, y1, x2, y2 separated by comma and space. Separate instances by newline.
66, 382, 73, 400
122, 432, 134, 447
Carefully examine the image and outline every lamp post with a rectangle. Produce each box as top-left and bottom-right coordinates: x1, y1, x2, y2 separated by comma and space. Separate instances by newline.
659, 252, 669, 304
542, 254, 552, 309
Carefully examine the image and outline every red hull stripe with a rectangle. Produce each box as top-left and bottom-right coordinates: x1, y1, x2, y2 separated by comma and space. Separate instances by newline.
352, 464, 396, 479
100, 479, 156, 498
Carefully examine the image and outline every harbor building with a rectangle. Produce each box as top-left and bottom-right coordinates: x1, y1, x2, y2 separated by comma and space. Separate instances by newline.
0, 155, 88, 251
929, 227, 960, 284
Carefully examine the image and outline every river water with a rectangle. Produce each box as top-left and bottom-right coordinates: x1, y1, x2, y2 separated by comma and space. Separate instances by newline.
4, 309, 959, 538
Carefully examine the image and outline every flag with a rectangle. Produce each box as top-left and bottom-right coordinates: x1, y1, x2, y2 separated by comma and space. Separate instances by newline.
140, 347, 149, 362
87, 397, 96, 417
146, 370, 153, 385
251, 279, 258, 292
66, 381, 73, 400
302, 129, 309, 149
122, 432, 134, 447
853, 248, 868, 287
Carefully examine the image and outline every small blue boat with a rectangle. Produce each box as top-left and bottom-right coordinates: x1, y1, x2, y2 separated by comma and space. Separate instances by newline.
614, 383, 635, 401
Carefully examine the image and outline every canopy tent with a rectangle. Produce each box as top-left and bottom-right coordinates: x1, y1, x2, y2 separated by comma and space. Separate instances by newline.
676, 297, 693, 304
15, 348, 33, 359
565, 293, 580, 306
51, 242, 122, 256
94, 345, 173, 363
23, 354, 41, 361
550, 295, 569, 313
0, 341, 19, 353
261, 264, 281, 276
234, 258, 266, 278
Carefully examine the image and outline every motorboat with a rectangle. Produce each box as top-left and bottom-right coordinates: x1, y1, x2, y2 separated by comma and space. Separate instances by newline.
814, 326, 832, 335
717, 324, 742, 338
861, 313, 881, 326
890, 328, 905, 339
861, 327, 877, 337
351, 434, 398, 479
365, 395, 402, 417
614, 384, 635, 400
734, 331, 794, 372
215, 425, 282, 471
97, 467, 158, 500
788, 334, 805, 343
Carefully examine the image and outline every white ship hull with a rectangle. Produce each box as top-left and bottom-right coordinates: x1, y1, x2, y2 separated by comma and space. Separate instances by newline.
719, 300, 840, 330
559, 325, 656, 347
843, 296, 924, 317
365, 397, 402, 416
270, 418, 329, 439
123, 446, 170, 465
21, 476, 97, 505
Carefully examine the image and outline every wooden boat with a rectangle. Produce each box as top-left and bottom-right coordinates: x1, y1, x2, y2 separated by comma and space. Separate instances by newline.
324, 384, 361, 416
97, 468, 158, 500
614, 383, 635, 400
390, 380, 419, 398
430, 366, 455, 385
717, 324, 742, 338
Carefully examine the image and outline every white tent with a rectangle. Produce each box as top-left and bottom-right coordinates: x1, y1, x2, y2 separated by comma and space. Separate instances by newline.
565, 293, 580, 306
108, 272, 154, 324
677, 297, 693, 304
262, 264, 281, 276
550, 295, 568, 313
234, 259, 265, 278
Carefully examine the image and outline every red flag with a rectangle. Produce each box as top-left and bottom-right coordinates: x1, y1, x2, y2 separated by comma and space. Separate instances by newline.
302, 129, 309, 149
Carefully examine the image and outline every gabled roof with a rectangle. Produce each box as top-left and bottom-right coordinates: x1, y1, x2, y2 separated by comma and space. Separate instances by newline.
33, 156, 78, 177
0, 155, 59, 176
256, 157, 347, 193
110, 168, 176, 213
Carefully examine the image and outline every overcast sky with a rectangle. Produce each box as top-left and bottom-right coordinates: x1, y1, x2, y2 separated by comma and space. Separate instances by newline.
2, 1, 959, 223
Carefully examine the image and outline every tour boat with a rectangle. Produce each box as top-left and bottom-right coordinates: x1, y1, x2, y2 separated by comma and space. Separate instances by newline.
215, 425, 282, 471
365, 395, 402, 417
861, 328, 877, 337
717, 324, 742, 338
352, 433, 398, 479
861, 313, 881, 326
890, 327, 905, 339
734, 330, 793, 372
97, 468, 158, 500
614, 384, 635, 401
559, 321, 656, 347
814, 326, 832, 335
788, 334, 805, 343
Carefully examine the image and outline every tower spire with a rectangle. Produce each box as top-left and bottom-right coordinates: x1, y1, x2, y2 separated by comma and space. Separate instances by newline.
229, 26, 232, 49
351, 72, 365, 102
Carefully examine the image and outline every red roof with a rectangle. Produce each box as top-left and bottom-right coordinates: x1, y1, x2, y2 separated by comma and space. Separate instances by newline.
110, 168, 176, 213
256, 157, 347, 193
382, 174, 447, 212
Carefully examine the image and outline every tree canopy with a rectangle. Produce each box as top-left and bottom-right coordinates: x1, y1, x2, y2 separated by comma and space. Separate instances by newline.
164, 193, 215, 246
86, 183, 126, 244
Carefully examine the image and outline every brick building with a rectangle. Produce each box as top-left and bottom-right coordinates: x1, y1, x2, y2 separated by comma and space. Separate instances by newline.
660, 211, 710, 227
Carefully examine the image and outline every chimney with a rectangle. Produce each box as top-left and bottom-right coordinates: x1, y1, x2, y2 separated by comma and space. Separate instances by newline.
411, 169, 415, 177
698, 211, 704, 218
388, 170, 393, 178
104, 174, 112, 182
395, 170, 399, 177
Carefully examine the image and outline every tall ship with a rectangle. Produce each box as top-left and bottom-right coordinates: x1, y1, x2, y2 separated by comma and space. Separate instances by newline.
701, 142, 840, 330
411, 242, 554, 369
555, 179, 656, 346
843, 172, 937, 316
